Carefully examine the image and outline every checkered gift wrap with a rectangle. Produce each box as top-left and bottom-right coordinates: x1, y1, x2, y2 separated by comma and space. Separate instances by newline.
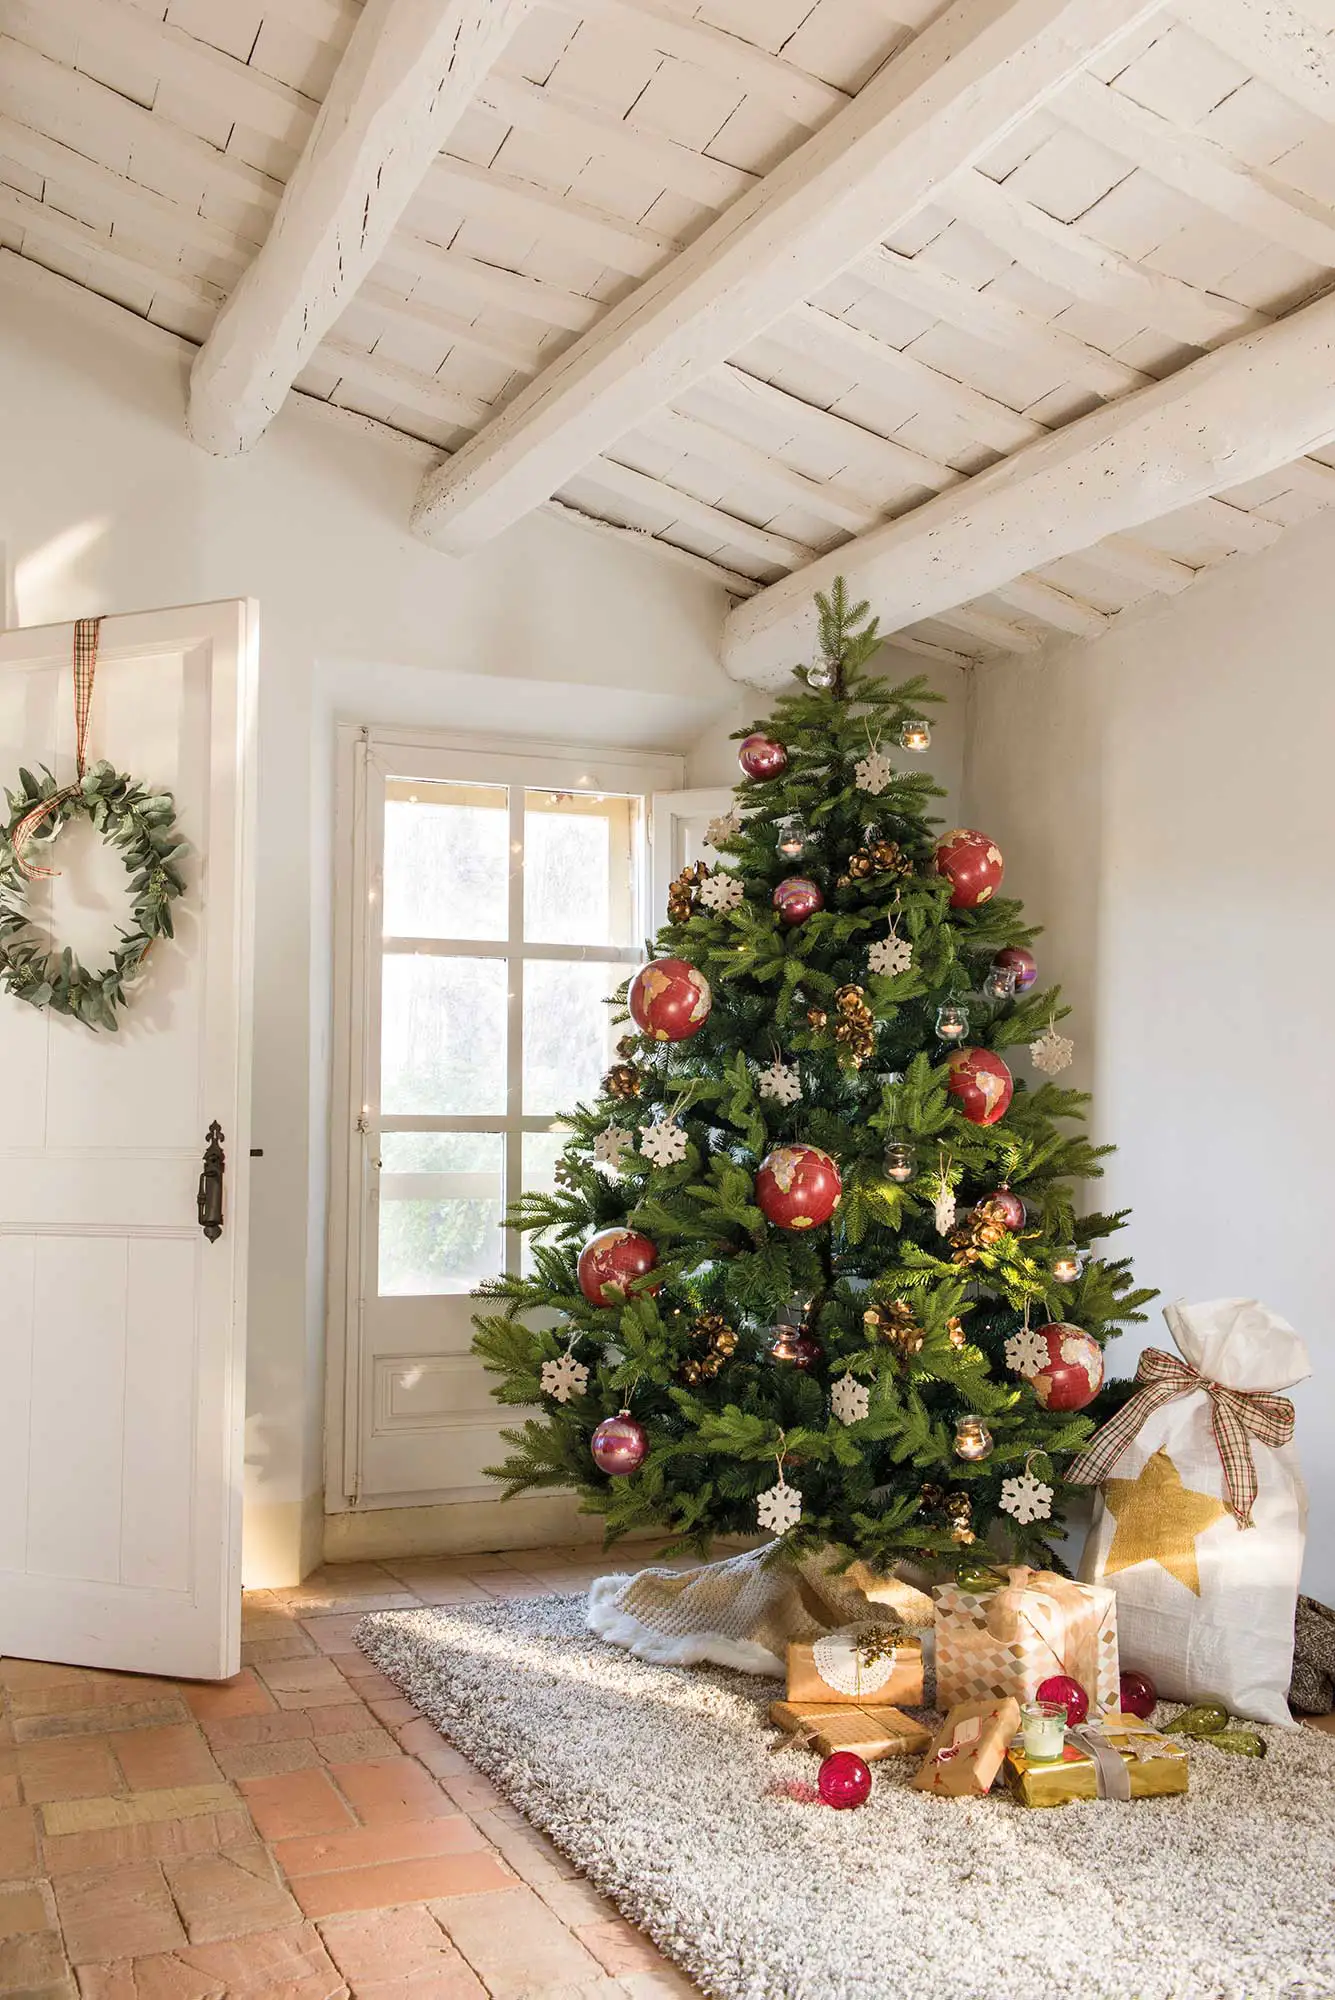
934, 1568, 1120, 1715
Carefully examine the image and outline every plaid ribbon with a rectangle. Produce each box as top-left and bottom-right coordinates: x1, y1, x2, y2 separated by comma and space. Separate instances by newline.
1066, 1346, 1294, 1528
13, 617, 101, 879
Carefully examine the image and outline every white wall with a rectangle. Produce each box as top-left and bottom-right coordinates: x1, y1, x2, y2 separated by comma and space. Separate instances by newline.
0, 255, 735, 1584
966, 519, 1335, 1600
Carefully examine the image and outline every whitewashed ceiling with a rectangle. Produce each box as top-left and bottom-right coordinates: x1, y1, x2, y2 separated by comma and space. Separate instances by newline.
4, 0, 1335, 680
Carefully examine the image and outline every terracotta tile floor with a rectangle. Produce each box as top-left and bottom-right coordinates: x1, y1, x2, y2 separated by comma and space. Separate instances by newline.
0, 1546, 702, 1999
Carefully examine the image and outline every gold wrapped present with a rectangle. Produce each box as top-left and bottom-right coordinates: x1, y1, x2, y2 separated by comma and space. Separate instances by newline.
1005, 1713, 1189, 1808
912, 1697, 1021, 1797
786, 1624, 924, 1706
935, 1565, 1120, 1715
770, 1699, 932, 1761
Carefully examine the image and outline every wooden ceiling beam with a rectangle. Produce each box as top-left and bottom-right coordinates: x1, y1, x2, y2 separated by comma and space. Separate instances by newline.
724, 282, 1335, 681
411, 0, 1169, 553
187, 0, 537, 456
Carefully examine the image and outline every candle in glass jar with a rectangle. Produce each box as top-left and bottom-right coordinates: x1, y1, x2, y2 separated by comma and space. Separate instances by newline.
1021, 1700, 1067, 1763
1052, 1247, 1081, 1283
900, 718, 931, 752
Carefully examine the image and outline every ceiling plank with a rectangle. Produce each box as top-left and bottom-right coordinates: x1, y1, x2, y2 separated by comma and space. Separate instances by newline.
932, 605, 1043, 651
186, 0, 537, 456
1173, 0, 1335, 124
723, 282, 1335, 680
992, 572, 1110, 634
1074, 532, 1197, 593
574, 457, 819, 570
643, 408, 882, 533
697, 366, 965, 499
412, 0, 1167, 553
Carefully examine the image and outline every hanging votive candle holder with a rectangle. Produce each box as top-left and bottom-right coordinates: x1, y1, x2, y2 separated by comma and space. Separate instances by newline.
983, 963, 1018, 1001
884, 1138, 916, 1184
900, 717, 931, 753
806, 660, 836, 690
777, 815, 808, 861
1052, 1245, 1082, 1284
936, 1002, 969, 1043
953, 1414, 994, 1462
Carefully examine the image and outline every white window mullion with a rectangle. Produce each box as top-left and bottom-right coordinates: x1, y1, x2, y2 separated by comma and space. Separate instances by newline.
505, 784, 525, 1276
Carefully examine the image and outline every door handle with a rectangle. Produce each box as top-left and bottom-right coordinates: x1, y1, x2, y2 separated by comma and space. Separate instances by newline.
198, 1121, 226, 1242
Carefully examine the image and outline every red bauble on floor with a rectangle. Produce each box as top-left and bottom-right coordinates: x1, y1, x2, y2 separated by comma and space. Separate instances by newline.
994, 944, 1038, 991
818, 1751, 872, 1809
576, 1228, 659, 1306
1029, 1322, 1104, 1411
772, 876, 823, 925
628, 957, 712, 1042
1119, 1669, 1157, 1720
756, 1145, 842, 1230
935, 828, 1005, 909
1036, 1674, 1089, 1726
738, 732, 788, 780
590, 1412, 648, 1476
946, 1047, 1014, 1126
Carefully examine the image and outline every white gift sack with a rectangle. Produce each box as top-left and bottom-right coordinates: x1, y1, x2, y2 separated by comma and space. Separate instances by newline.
1074, 1298, 1308, 1726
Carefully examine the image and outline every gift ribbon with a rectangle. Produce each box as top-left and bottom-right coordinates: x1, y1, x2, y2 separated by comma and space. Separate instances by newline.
1066, 1347, 1294, 1528
985, 1568, 1103, 1692
1068, 1724, 1132, 1802
13, 617, 102, 879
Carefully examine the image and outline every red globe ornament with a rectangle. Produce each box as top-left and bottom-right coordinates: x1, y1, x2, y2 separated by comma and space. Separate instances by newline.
935, 828, 1005, 910
769, 1329, 823, 1371
1028, 1321, 1104, 1411
977, 1184, 1025, 1230
994, 945, 1038, 992
756, 1145, 842, 1231
1119, 1669, 1157, 1720
738, 732, 788, 780
628, 958, 712, 1043
946, 1047, 1014, 1127
1036, 1674, 1089, 1727
818, 1750, 872, 1810
772, 876, 823, 926
577, 1228, 659, 1306
590, 1411, 648, 1477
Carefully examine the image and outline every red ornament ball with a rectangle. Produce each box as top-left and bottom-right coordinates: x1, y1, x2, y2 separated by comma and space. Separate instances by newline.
1028, 1321, 1104, 1412
818, 1751, 872, 1809
756, 1145, 842, 1231
738, 732, 788, 780
1036, 1674, 1089, 1727
1119, 1669, 1157, 1720
935, 828, 1005, 910
994, 945, 1038, 992
769, 1329, 823, 1371
577, 1228, 659, 1307
628, 958, 712, 1042
978, 1184, 1025, 1231
946, 1047, 1014, 1127
590, 1412, 648, 1477
772, 876, 823, 926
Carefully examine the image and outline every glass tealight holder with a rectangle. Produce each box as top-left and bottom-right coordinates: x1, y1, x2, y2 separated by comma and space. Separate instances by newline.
807, 661, 836, 690
983, 963, 1017, 1001
884, 1138, 916, 1184
953, 1414, 994, 1462
1052, 1246, 1082, 1284
900, 717, 931, 753
936, 1002, 969, 1042
776, 815, 808, 861
1021, 1700, 1068, 1764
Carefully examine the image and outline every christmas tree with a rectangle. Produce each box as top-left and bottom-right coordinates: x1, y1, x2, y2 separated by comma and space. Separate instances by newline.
474, 580, 1153, 1572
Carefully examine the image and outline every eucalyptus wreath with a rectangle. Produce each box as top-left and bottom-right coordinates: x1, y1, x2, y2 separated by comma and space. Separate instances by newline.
0, 760, 187, 1030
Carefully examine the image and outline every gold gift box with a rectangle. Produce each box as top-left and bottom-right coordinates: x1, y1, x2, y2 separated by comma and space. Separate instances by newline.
770, 1699, 933, 1761
1005, 1713, 1189, 1808
786, 1632, 924, 1707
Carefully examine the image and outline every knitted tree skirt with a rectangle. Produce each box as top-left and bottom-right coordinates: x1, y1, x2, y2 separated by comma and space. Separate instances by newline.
356, 1595, 1335, 2000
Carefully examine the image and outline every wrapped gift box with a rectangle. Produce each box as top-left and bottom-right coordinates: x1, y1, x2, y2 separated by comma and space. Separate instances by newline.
770, 1699, 932, 1761
1005, 1713, 1189, 1807
786, 1623, 924, 1707
935, 1566, 1119, 1715
912, 1697, 1021, 1797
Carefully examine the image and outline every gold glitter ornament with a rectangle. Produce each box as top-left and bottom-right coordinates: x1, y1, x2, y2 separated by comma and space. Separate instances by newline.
604, 1063, 642, 1101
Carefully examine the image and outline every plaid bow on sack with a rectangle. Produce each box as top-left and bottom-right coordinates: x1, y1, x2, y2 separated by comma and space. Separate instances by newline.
1068, 1346, 1294, 1528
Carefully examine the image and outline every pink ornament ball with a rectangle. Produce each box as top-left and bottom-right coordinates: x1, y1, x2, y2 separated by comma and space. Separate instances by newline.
628, 958, 712, 1042
738, 733, 789, 780
590, 1412, 648, 1477
772, 876, 823, 926
1119, 1670, 1157, 1720
935, 828, 1005, 910
978, 1185, 1025, 1231
994, 945, 1038, 992
1029, 1321, 1104, 1412
818, 1750, 872, 1809
576, 1228, 659, 1307
1036, 1674, 1089, 1727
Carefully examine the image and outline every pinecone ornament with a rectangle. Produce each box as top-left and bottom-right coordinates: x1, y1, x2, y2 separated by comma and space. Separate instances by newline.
680, 1309, 739, 1384
604, 1063, 642, 1101
864, 1299, 923, 1357
668, 860, 710, 923
949, 1208, 1010, 1265
944, 1492, 975, 1544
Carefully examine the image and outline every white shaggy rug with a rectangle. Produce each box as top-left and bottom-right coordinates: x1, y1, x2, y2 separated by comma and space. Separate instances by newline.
356, 1595, 1335, 2000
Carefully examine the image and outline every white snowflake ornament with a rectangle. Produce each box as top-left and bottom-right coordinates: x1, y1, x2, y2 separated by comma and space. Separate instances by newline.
705, 807, 743, 848
640, 1120, 689, 1168
1000, 1470, 1054, 1525
854, 747, 894, 796
698, 870, 745, 915
831, 1373, 871, 1426
540, 1352, 589, 1404
756, 1475, 803, 1536
593, 1124, 634, 1172
758, 1061, 802, 1106
868, 932, 913, 978
934, 1182, 958, 1236
1005, 1327, 1050, 1377
1030, 1023, 1075, 1076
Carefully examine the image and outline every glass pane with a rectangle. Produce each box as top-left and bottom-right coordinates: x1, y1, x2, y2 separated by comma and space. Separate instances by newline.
523, 960, 623, 1115
524, 791, 638, 945
521, 1130, 569, 1278
384, 780, 509, 940
378, 1132, 503, 1295
382, 955, 506, 1115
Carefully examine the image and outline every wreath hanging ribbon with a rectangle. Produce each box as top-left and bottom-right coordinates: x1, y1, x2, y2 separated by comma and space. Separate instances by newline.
0, 617, 188, 1031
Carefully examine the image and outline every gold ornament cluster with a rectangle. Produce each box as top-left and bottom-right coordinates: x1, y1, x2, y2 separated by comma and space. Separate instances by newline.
604, 1063, 642, 1101
920, 1484, 976, 1544
807, 983, 876, 1066
949, 1203, 1012, 1265
836, 839, 913, 890
679, 1310, 739, 1385
667, 861, 709, 924
865, 1301, 967, 1356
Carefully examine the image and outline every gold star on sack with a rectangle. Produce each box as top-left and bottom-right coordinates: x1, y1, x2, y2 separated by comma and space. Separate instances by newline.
1101, 1448, 1229, 1596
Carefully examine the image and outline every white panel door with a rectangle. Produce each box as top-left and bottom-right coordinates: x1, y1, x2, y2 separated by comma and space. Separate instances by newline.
0, 603, 256, 1680
650, 788, 734, 928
